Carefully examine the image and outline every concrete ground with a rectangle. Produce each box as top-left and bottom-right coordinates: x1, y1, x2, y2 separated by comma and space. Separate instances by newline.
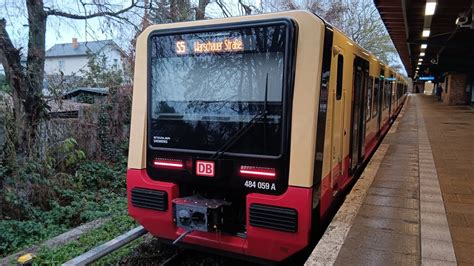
420, 95, 474, 265
306, 94, 474, 265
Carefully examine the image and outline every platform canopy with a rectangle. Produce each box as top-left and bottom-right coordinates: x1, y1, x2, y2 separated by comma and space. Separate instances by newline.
374, 0, 474, 78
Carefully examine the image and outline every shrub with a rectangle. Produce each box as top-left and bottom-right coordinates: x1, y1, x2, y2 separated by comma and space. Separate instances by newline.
0, 151, 128, 256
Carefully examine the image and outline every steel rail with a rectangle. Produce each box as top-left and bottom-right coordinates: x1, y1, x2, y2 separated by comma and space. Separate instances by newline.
62, 226, 147, 266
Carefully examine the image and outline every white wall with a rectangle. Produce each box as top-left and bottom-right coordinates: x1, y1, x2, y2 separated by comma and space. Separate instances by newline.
100, 46, 124, 71
45, 56, 89, 76
44, 45, 125, 77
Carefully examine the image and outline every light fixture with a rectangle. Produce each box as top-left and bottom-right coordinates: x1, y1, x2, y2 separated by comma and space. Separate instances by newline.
421, 44, 427, 49
425, 2, 437, 16
422, 29, 430, 37
420, 52, 425, 56
153, 158, 184, 169
419, 58, 423, 61
239, 166, 276, 180
418, 62, 422, 65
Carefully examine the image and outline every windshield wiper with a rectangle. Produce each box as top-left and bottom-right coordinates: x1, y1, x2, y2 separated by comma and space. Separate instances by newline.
210, 74, 269, 160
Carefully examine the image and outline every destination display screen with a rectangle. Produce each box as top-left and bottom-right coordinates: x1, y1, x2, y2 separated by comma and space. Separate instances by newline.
148, 22, 291, 156
176, 38, 244, 54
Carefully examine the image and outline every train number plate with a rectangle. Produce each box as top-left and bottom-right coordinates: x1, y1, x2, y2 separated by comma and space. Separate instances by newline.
196, 161, 215, 177
244, 180, 276, 191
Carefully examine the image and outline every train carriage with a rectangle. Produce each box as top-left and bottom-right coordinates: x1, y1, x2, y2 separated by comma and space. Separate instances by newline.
127, 10, 407, 262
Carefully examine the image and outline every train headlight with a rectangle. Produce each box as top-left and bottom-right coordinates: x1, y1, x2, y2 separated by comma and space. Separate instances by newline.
153, 158, 184, 169
239, 165, 277, 180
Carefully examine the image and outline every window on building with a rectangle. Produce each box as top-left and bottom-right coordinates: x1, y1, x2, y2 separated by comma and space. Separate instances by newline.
58, 60, 65, 71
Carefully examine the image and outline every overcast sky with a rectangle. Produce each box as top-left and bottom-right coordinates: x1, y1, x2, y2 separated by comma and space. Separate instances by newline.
0, 0, 405, 76
1, 0, 261, 51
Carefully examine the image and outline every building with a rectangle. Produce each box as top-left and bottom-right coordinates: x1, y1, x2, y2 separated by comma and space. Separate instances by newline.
44, 38, 126, 76
63, 87, 109, 104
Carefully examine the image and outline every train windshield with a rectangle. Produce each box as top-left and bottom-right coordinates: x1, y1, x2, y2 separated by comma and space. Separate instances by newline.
148, 23, 290, 156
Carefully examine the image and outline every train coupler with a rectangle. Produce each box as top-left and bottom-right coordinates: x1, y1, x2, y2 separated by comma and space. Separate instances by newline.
172, 196, 230, 233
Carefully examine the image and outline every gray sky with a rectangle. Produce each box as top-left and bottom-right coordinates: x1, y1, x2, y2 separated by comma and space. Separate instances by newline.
0, 0, 404, 75
1, 0, 259, 51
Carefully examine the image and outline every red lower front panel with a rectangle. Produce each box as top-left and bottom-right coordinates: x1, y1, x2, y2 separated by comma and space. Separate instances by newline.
127, 169, 312, 261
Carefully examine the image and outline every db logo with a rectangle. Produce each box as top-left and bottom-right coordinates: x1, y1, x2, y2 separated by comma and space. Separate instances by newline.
196, 161, 215, 177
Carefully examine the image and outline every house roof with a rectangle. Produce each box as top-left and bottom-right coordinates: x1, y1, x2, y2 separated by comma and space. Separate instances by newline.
64, 87, 109, 97
45, 40, 120, 58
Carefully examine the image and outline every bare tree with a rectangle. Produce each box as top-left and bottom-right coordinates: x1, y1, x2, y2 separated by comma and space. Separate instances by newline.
196, 0, 210, 19
337, 0, 397, 65
150, 0, 196, 23
262, 0, 400, 67
0, 0, 141, 157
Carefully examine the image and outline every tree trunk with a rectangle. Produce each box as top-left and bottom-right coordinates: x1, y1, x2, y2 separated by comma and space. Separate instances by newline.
24, 0, 48, 156
196, 0, 209, 20
0, 0, 48, 157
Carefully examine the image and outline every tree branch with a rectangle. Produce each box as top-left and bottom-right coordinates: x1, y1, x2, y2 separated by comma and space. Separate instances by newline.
215, 0, 231, 17
238, 0, 252, 15
44, 0, 138, 20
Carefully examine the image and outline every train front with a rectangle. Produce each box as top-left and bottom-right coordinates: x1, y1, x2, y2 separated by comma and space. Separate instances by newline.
127, 11, 326, 262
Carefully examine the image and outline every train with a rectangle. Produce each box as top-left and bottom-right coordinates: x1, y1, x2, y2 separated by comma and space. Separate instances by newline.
127, 10, 407, 262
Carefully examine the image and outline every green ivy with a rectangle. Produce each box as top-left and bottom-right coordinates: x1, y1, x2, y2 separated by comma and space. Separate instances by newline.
0, 144, 128, 257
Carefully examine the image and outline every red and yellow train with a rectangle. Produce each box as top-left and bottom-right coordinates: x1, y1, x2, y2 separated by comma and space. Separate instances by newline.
127, 10, 407, 262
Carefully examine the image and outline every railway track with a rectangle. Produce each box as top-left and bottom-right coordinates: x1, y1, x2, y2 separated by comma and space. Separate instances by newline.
61, 227, 247, 266
63, 226, 147, 265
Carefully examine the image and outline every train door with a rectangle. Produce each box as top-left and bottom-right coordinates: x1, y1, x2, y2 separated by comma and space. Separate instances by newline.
329, 50, 345, 190
349, 57, 369, 172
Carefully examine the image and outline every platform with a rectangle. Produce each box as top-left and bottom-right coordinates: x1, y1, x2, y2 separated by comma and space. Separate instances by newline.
306, 94, 474, 265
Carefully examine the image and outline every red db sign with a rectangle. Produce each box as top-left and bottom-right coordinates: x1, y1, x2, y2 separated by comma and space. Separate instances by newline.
196, 161, 215, 177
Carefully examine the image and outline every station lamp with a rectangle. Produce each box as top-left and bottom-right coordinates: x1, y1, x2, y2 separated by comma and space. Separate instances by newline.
420, 52, 425, 56
422, 29, 430, 37
425, 1, 437, 16
421, 44, 427, 49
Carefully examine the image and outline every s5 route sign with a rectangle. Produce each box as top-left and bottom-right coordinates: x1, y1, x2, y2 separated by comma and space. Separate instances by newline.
196, 161, 215, 177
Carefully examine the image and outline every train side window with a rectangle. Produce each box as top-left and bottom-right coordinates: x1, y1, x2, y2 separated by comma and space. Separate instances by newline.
336, 54, 343, 100
366, 76, 373, 121
383, 80, 387, 109
372, 77, 379, 118
385, 81, 389, 109
396, 83, 399, 99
